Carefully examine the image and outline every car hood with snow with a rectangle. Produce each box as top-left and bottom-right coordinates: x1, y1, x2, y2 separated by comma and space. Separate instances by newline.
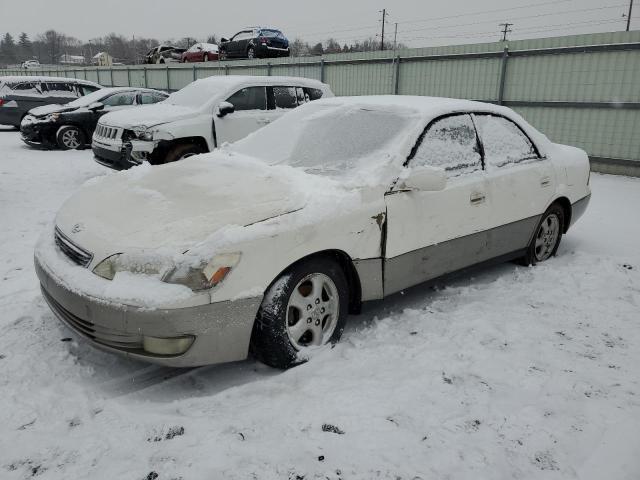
55, 153, 309, 254
99, 103, 199, 129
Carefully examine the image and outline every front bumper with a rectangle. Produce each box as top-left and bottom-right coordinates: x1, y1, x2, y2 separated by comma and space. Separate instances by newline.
20, 121, 57, 148
35, 257, 262, 367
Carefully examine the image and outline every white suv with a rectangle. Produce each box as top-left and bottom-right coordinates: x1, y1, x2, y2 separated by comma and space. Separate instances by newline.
92, 75, 333, 170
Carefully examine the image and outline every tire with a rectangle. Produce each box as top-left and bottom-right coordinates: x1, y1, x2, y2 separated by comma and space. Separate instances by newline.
56, 126, 84, 150
219, 50, 227, 61
163, 143, 204, 164
204, 53, 209, 62
521, 203, 565, 266
251, 256, 349, 369
247, 47, 255, 59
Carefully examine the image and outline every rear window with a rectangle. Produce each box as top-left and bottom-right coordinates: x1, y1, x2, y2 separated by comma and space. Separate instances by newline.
259, 29, 284, 39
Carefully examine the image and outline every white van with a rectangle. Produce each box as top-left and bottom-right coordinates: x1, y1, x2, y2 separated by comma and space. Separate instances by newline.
92, 75, 333, 169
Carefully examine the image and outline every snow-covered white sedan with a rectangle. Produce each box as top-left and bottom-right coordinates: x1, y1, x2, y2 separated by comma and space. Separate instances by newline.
35, 96, 591, 369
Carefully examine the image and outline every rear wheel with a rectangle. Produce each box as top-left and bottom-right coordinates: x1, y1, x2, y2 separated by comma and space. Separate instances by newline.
251, 257, 349, 369
163, 143, 204, 164
56, 126, 84, 150
521, 204, 565, 266
204, 53, 210, 62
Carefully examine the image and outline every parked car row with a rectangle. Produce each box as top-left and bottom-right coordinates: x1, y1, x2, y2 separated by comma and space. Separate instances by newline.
3, 74, 591, 371
144, 27, 290, 64
21, 87, 168, 149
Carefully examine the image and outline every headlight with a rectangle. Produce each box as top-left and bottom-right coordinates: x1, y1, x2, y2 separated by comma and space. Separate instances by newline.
92, 254, 162, 280
162, 252, 241, 291
44, 113, 60, 122
132, 125, 153, 141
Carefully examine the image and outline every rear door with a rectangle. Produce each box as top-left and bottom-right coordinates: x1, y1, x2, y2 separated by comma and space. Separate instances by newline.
473, 113, 557, 257
43, 81, 79, 105
214, 86, 270, 143
384, 113, 491, 295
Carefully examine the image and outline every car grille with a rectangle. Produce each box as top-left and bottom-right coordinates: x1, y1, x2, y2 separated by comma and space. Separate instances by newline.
54, 227, 93, 267
42, 287, 143, 351
94, 124, 121, 140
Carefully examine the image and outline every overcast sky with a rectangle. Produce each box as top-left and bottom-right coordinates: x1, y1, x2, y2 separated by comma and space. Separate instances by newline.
1, 0, 635, 47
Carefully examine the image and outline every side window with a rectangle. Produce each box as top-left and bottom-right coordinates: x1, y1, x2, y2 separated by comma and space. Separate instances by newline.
139, 92, 167, 104
226, 87, 266, 111
12, 82, 39, 92
295, 87, 307, 105
305, 87, 324, 101
233, 31, 252, 41
78, 85, 100, 96
474, 114, 538, 168
273, 86, 298, 109
45, 82, 75, 95
411, 114, 482, 177
102, 92, 136, 107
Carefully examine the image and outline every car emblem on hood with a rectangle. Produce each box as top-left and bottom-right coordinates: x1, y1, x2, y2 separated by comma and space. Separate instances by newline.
71, 223, 84, 234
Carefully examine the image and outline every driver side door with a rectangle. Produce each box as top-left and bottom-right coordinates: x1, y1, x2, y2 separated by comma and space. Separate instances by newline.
383, 113, 491, 295
214, 86, 271, 143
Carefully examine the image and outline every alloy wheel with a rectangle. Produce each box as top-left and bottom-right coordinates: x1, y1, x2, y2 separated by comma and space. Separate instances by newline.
534, 213, 560, 262
285, 273, 339, 349
61, 129, 81, 149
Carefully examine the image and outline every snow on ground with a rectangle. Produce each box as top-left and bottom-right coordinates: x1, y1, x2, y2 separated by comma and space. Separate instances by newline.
0, 126, 639, 480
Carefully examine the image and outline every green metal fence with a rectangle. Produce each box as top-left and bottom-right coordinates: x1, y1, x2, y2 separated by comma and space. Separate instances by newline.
3, 31, 639, 174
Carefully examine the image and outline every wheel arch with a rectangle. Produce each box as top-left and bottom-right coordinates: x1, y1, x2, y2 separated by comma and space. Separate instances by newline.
150, 136, 210, 164
552, 196, 572, 233
267, 249, 363, 315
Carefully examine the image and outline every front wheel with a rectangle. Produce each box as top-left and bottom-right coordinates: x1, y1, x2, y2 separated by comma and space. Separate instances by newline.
251, 257, 349, 369
163, 143, 204, 164
521, 204, 565, 266
56, 126, 84, 150
247, 47, 255, 59
219, 50, 227, 61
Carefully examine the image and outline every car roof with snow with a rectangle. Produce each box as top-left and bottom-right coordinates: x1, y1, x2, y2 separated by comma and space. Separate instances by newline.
309, 95, 552, 153
189, 75, 328, 89
0, 76, 101, 87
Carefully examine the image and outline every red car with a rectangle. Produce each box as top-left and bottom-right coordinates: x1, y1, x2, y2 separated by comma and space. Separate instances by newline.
181, 43, 219, 62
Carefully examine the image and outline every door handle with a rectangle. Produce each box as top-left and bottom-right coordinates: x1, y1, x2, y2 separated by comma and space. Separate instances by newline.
540, 176, 551, 187
470, 192, 486, 205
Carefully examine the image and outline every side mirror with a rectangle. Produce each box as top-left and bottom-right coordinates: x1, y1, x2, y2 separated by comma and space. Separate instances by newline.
400, 165, 447, 192
216, 101, 235, 118
221, 37, 229, 43
88, 102, 104, 111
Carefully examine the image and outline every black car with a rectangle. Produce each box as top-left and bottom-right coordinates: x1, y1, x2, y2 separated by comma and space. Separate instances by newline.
219, 28, 290, 60
20, 87, 168, 150
0, 76, 101, 128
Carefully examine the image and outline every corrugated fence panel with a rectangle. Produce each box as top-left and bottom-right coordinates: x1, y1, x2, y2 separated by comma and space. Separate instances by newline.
505, 50, 640, 103
325, 61, 394, 95
399, 57, 502, 100
514, 106, 640, 161
112, 69, 129, 87
195, 65, 226, 80
270, 63, 322, 81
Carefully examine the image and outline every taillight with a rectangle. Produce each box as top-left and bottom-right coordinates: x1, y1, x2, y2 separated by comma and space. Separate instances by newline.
0, 98, 4, 107
259, 36, 268, 44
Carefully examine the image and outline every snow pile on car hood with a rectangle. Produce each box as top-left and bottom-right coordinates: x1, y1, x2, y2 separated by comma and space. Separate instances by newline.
99, 104, 197, 129
35, 151, 362, 307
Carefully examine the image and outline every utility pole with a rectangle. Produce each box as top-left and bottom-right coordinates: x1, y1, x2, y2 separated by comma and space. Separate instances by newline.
132, 34, 136, 65
380, 9, 387, 51
625, 0, 634, 31
499, 23, 513, 42
393, 22, 398, 52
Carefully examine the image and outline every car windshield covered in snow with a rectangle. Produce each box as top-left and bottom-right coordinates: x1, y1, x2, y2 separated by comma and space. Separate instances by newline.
165, 81, 223, 108
65, 89, 113, 108
232, 102, 414, 176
